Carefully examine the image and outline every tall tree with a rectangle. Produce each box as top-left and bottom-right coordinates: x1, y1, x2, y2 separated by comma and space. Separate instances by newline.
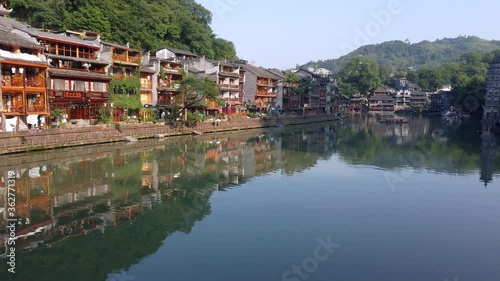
337, 57, 382, 96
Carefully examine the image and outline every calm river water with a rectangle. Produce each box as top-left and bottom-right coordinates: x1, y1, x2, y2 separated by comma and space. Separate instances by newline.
0, 116, 499, 281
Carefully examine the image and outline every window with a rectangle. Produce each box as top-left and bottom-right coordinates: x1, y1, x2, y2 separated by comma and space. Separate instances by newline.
51, 79, 66, 90
91, 82, 106, 92
74, 81, 86, 91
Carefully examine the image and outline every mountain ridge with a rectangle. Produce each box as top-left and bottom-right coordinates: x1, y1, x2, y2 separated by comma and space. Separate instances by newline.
303, 36, 500, 73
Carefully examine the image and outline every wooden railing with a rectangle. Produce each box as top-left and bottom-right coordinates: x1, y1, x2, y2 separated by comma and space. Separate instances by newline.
27, 105, 47, 112
141, 82, 153, 90
256, 92, 277, 98
220, 84, 240, 89
113, 54, 141, 64
2, 105, 24, 114
220, 71, 239, 77
26, 78, 45, 88
158, 82, 181, 90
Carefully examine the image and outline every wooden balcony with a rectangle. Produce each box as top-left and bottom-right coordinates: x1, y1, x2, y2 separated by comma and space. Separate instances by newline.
26, 78, 45, 89
257, 81, 275, 87
141, 82, 153, 90
164, 67, 180, 74
220, 84, 240, 90
158, 81, 181, 91
113, 54, 141, 65
219, 71, 239, 78
49, 90, 107, 99
27, 105, 47, 113
2, 105, 24, 114
256, 92, 277, 98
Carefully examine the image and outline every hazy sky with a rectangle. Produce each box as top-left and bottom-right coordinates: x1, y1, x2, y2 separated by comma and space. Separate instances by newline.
195, 0, 498, 70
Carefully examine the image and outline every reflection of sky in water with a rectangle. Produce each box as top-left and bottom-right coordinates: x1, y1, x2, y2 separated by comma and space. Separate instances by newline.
121, 157, 500, 281
0, 119, 498, 281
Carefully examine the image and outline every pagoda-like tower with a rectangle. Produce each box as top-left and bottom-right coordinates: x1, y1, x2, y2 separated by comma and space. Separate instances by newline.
483, 54, 500, 130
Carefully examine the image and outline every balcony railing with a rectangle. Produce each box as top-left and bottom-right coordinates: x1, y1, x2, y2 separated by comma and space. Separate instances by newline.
49, 90, 107, 99
26, 78, 45, 88
27, 105, 47, 112
2, 105, 24, 114
158, 82, 181, 91
256, 92, 277, 98
113, 54, 141, 64
164, 68, 180, 73
141, 82, 153, 90
220, 84, 239, 90
220, 71, 239, 77
1, 76, 23, 87
2, 76, 46, 88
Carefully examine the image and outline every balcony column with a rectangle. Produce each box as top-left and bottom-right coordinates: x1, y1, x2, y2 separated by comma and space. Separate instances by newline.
20, 67, 27, 125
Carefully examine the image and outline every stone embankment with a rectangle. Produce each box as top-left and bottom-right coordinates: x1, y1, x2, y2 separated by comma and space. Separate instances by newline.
0, 115, 336, 155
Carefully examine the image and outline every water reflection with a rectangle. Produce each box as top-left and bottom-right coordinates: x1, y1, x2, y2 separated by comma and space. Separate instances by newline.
0, 118, 498, 281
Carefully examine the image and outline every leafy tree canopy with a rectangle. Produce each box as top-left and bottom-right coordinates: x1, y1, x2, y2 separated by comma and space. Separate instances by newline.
303, 37, 500, 73
7, 0, 238, 60
337, 56, 382, 96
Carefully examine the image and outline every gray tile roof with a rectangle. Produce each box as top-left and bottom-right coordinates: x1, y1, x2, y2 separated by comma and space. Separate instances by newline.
0, 16, 100, 48
240, 64, 279, 79
31, 30, 100, 48
101, 41, 141, 53
266, 68, 285, 79
369, 96, 395, 101
140, 67, 156, 74
0, 27, 42, 49
48, 68, 111, 81
46, 54, 109, 65
166, 47, 198, 58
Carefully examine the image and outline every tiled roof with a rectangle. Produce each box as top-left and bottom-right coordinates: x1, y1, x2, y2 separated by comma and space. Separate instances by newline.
31, 30, 100, 48
48, 68, 111, 81
266, 68, 285, 79
0, 16, 100, 49
369, 96, 395, 101
140, 67, 156, 74
241, 64, 279, 79
46, 54, 108, 65
101, 41, 141, 53
166, 47, 198, 57
0, 27, 42, 49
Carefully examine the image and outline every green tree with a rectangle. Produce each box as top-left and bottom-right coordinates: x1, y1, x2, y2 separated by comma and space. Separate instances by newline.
337, 57, 382, 96
178, 74, 222, 119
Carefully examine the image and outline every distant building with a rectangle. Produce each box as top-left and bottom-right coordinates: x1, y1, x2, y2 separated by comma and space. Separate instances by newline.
101, 41, 142, 121
410, 91, 429, 110
239, 62, 281, 113
369, 89, 395, 113
296, 68, 326, 115
429, 91, 453, 113
483, 55, 500, 129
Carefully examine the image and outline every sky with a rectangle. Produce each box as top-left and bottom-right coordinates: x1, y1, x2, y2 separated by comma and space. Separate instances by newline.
195, 0, 499, 70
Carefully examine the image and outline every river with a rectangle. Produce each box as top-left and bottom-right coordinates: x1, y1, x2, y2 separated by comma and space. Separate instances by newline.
0, 116, 499, 281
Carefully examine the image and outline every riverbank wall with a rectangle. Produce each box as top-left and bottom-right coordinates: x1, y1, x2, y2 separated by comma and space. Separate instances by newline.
0, 115, 336, 155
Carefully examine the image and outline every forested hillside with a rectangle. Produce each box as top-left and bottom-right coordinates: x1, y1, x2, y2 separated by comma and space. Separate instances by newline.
7, 0, 237, 60
304, 36, 500, 72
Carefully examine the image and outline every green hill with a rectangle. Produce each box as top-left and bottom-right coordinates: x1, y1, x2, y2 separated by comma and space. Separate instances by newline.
304, 36, 500, 72
7, 0, 237, 60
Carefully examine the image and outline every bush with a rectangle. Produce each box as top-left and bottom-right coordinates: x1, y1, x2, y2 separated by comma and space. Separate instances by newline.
97, 107, 113, 124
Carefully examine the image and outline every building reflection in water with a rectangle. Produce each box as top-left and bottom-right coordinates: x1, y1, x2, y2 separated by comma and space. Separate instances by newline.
480, 131, 497, 186
0, 119, 498, 280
